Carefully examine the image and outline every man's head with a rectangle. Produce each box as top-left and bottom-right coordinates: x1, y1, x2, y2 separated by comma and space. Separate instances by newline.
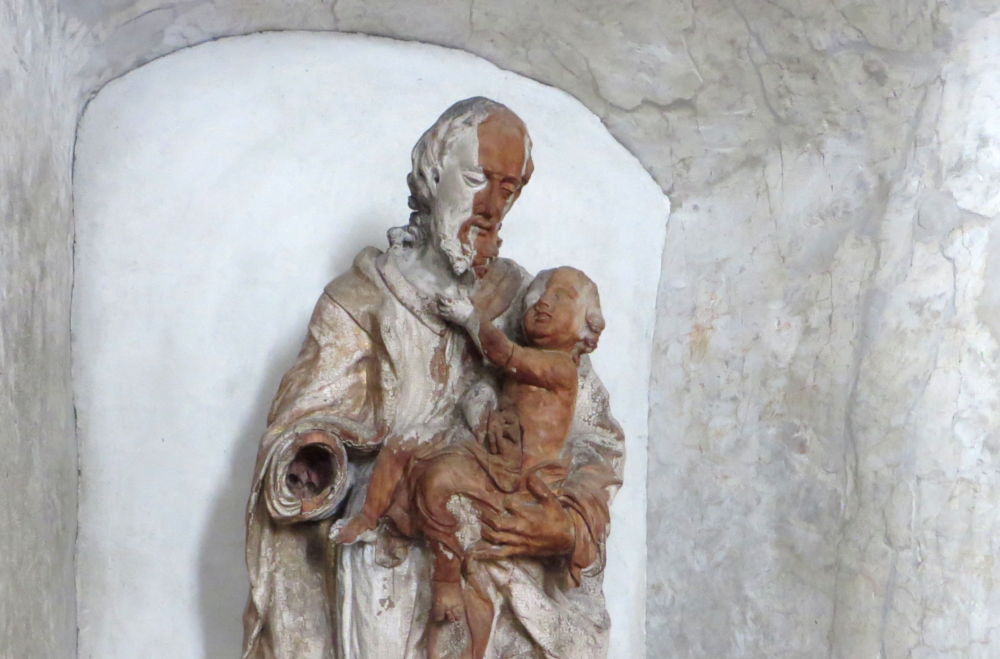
393, 97, 533, 278
522, 267, 604, 356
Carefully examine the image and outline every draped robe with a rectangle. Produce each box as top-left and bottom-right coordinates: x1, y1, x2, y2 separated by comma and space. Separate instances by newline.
243, 245, 624, 658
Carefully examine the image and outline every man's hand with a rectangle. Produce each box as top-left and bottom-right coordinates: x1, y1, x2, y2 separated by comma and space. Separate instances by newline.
472, 471, 575, 559
436, 293, 475, 326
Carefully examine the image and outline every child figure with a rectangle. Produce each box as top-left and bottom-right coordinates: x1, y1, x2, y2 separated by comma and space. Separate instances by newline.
331, 266, 604, 657
439, 264, 604, 478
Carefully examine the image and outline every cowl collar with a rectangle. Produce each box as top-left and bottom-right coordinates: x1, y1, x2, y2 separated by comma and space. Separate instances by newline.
376, 248, 525, 336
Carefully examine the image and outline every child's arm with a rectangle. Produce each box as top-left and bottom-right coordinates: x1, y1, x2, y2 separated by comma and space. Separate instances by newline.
502, 341, 576, 390
438, 295, 573, 391
438, 294, 520, 370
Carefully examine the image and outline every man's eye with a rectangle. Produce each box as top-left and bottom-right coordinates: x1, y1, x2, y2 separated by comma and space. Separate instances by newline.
463, 171, 486, 187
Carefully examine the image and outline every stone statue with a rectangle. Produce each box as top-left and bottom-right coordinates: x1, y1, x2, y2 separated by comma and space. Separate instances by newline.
242, 97, 624, 659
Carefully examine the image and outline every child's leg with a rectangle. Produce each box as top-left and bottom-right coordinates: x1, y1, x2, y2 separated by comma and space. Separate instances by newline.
430, 542, 464, 623
411, 453, 476, 628
331, 440, 411, 544
461, 573, 494, 659
426, 560, 494, 659
413, 448, 500, 658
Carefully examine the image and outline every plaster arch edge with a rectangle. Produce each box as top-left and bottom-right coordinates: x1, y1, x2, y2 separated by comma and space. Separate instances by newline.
75, 28, 673, 206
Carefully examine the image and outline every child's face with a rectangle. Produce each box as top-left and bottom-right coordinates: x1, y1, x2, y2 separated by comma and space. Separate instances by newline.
523, 269, 585, 351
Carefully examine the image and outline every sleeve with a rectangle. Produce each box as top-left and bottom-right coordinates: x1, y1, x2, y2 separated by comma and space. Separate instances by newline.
243, 273, 388, 657
251, 289, 386, 526
557, 355, 625, 586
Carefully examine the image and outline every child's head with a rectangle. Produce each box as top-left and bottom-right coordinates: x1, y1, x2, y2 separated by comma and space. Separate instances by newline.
522, 266, 605, 355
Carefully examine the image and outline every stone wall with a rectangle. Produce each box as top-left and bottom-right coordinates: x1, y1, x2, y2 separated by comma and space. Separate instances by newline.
2, 0, 998, 655
0, 1, 77, 656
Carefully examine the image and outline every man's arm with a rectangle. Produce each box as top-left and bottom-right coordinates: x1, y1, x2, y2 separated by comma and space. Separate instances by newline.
556, 355, 624, 583
244, 257, 387, 658
253, 287, 385, 525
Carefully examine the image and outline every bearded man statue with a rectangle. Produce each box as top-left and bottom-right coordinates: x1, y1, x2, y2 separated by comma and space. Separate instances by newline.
242, 97, 624, 659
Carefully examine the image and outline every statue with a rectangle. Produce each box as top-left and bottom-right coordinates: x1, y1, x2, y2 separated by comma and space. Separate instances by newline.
242, 97, 624, 659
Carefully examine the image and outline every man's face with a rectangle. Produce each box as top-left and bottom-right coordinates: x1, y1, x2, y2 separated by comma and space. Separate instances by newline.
430, 110, 528, 278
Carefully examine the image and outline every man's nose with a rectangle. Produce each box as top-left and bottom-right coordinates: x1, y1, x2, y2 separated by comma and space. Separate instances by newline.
479, 183, 505, 220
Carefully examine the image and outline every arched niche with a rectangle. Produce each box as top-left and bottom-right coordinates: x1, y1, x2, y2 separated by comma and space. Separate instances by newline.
73, 31, 668, 658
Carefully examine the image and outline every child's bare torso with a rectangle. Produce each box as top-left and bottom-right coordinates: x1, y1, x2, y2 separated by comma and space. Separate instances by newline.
497, 345, 578, 471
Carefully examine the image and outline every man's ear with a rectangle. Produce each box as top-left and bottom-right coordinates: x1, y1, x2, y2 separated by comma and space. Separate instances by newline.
522, 157, 534, 187
509, 158, 533, 207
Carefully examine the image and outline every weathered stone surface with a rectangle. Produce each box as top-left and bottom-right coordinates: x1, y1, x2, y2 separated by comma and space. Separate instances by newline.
0, 1, 77, 657
828, 13, 1000, 657
644, 2, 1000, 656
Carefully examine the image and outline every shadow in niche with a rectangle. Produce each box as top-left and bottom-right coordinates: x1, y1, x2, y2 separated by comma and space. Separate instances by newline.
196, 219, 382, 658
196, 336, 298, 659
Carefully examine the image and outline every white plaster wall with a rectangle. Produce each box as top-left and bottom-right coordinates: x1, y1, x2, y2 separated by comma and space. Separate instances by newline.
72, 32, 667, 659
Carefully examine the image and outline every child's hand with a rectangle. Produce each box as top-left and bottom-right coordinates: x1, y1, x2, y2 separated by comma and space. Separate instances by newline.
436, 294, 475, 325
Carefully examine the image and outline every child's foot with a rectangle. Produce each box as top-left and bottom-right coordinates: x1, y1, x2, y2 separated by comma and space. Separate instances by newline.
431, 580, 465, 623
329, 514, 376, 545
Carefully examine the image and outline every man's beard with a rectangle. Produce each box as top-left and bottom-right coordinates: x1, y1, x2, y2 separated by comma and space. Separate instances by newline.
439, 233, 473, 276
433, 214, 477, 277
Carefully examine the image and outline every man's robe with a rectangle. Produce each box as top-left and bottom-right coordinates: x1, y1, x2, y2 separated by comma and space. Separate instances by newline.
242, 246, 625, 659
